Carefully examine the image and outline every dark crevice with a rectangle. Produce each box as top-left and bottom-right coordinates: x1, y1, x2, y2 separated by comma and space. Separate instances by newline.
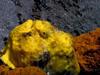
31, 52, 50, 68
17, 13, 25, 24
0, 60, 3, 65
3, 37, 8, 45
47, 18, 52, 22
73, 30, 80, 36
3, 37, 8, 41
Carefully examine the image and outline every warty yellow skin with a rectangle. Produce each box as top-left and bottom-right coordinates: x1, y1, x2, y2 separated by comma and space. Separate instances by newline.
0, 19, 80, 75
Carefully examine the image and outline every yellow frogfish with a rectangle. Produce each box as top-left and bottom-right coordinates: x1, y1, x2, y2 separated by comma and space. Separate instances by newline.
0, 19, 80, 75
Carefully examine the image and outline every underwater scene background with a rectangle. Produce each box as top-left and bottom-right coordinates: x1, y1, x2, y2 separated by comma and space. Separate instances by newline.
0, 0, 100, 75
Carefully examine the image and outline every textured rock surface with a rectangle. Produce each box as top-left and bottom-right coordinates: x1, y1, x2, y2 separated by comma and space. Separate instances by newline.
0, 0, 100, 50
74, 28, 100, 74
1, 20, 80, 75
